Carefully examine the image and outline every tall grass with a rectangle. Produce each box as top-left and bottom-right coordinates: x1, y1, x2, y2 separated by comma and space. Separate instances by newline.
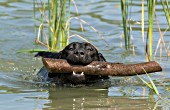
137, 68, 159, 95
160, 0, 170, 28
34, 0, 70, 51
33, 0, 170, 57
141, 0, 145, 42
120, 0, 170, 58
120, 0, 131, 50
147, 0, 155, 59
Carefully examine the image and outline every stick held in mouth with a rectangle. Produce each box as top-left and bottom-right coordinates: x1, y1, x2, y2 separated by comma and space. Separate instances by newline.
42, 58, 162, 76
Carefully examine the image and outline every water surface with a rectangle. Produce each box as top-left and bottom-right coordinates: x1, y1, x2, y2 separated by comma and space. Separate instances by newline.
0, 0, 169, 110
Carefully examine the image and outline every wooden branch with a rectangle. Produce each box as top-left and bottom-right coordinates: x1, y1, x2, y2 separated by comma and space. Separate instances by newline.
42, 58, 162, 76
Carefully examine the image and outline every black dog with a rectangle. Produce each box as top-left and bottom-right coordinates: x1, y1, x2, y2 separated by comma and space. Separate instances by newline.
35, 42, 108, 84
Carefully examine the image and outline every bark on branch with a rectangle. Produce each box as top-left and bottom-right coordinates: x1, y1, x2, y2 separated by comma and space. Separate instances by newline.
42, 58, 162, 76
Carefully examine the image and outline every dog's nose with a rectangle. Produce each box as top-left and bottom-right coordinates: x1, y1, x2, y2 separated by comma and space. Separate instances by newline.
75, 50, 84, 56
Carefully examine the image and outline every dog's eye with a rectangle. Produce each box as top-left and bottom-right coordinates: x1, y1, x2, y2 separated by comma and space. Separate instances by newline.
87, 48, 93, 51
68, 47, 73, 51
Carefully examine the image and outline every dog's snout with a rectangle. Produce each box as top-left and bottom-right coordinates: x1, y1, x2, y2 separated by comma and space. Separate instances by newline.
74, 50, 84, 56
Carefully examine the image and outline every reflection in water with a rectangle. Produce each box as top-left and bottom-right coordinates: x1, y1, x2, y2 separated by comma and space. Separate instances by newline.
43, 87, 162, 110
0, 84, 163, 110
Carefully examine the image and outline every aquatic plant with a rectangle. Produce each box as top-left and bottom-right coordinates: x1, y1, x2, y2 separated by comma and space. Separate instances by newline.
120, 0, 131, 50
34, 0, 70, 51
160, 0, 170, 28
33, 0, 104, 52
137, 68, 159, 95
146, 0, 155, 59
120, 0, 170, 58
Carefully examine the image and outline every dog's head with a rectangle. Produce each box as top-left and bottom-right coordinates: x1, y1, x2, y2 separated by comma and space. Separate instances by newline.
35, 42, 108, 84
59, 42, 105, 65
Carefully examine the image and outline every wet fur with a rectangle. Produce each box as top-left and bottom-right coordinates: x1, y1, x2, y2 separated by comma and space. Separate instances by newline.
35, 42, 108, 84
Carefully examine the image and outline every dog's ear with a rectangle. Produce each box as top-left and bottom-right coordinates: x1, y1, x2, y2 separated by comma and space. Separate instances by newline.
34, 51, 53, 58
34, 52, 43, 57
58, 51, 63, 59
34, 51, 60, 59
98, 53, 106, 61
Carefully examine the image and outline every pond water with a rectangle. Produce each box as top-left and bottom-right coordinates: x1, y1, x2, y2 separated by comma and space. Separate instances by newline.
0, 0, 170, 110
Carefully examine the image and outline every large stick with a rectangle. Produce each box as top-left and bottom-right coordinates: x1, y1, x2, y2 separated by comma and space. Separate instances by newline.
42, 58, 162, 76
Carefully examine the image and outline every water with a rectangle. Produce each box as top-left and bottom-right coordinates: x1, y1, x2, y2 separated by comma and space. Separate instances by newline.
0, 0, 170, 110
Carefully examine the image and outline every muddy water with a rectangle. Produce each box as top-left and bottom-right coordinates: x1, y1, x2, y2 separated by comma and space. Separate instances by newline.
0, 0, 169, 110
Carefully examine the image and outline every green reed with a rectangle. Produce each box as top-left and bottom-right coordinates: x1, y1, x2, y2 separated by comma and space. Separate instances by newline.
34, 0, 70, 51
120, 0, 131, 50
146, 0, 170, 59
137, 68, 159, 95
146, 0, 155, 59
120, 0, 170, 59
141, 0, 145, 42
160, 0, 170, 28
